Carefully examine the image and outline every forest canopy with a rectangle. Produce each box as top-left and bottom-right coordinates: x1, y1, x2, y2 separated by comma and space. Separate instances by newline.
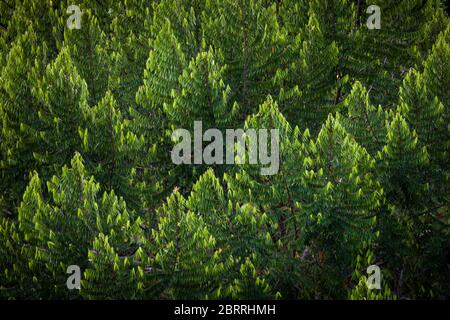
0, 0, 449, 300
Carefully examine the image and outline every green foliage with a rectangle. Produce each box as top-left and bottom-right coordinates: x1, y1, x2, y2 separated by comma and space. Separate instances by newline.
202, 0, 286, 118
135, 169, 275, 299
342, 81, 387, 155
0, 153, 142, 298
64, 10, 110, 106
150, 189, 224, 299
349, 248, 397, 300
299, 114, 382, 297
133, 20, 187, 210
151, 0, 203, 59
423, 26, 450, 110
0, 27, 48, 214
166, 48, 235, 130
79, 91, 145, 210
398, 70, 444, 152
379, 113, 429, 206
0, 0, 449, 300
4, 0, 63, 57
32, 47, 89, 171
274, 13, 340, 131
108, 0, 154, 114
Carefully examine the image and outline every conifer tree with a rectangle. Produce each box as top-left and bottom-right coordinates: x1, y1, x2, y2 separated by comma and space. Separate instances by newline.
224, 96, 311, 298
420, 26, 450, 181
348, 0, 448, 108
225, 96, 308, 257
151, 0, 204, 59
225, 256, 275, 299
189, 169, 274, 267
150, 169, 276, 299
0, 153, 142, 298
166, 48, 234, 130
278, 0, 309, 36
149, 189, 225, 299
133, 21, 187, 209
64, 9, 110, 106
202, 0, 286, 118
4, 0, 63, 57
0, 0, 14, 33
379, 113, 429, 207
31, 47, 89, 172
341, 81, 387, 156
164, 47, 238, 185
0, 27, 48, 215
79, 91, 145, 210
422, 26, 450, 110
377, 113, 449, 298
398, 70, 444, 155
226, 98, 384, 298
274, 13, 340, 131
81, 232, 147, 299
107, 0, 154, 114
135, 21, 186, 136
349, 246, 397, 300
75, 0, 118, 30
395, 30, 449, 236
301, 114, 382, 297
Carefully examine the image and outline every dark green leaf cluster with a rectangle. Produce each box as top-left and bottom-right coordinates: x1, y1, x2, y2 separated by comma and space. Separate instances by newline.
0, 0, 449, 300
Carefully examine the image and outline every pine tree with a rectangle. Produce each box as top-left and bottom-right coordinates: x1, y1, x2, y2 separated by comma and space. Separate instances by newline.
341, 81, 387, 156
396, 30, 449, 241
224, 96, 311, 298
349, 247, 397, 300
274, 13, 340, 131
64, 9, 110, 106
421, 26, 450, 181
0, 153, 142, 298
133, 20, 187, 210
202, 0, 286, 118
0, 27, 48, 215
79, 91, 145, 211
166, 47, 234, 130
347, 0, 448, 108
225, 256, 275, 299
4, 0, 63, 57
301, 114, 382, 297
225, 96, 308, 257
151, 0, 204, 59
304, 0, 448, 109
379, 113, 429, 208
278, 0, 309, 36
107, 0, 154, 114
82, 232, 147, 299
31, 47, 88, 173
134, 21, 186, 137
398, 69, 444, 156
0, 0, 14, 28
422, 26, 450, 110
164, 47, 238, 185
150, 169, 275, 299
378, 114, 449, 298
189, 169, 273, 267
149, 189, 224, 299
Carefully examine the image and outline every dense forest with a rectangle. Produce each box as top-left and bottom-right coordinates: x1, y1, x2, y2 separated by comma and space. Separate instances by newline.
0, 0, 449, 300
